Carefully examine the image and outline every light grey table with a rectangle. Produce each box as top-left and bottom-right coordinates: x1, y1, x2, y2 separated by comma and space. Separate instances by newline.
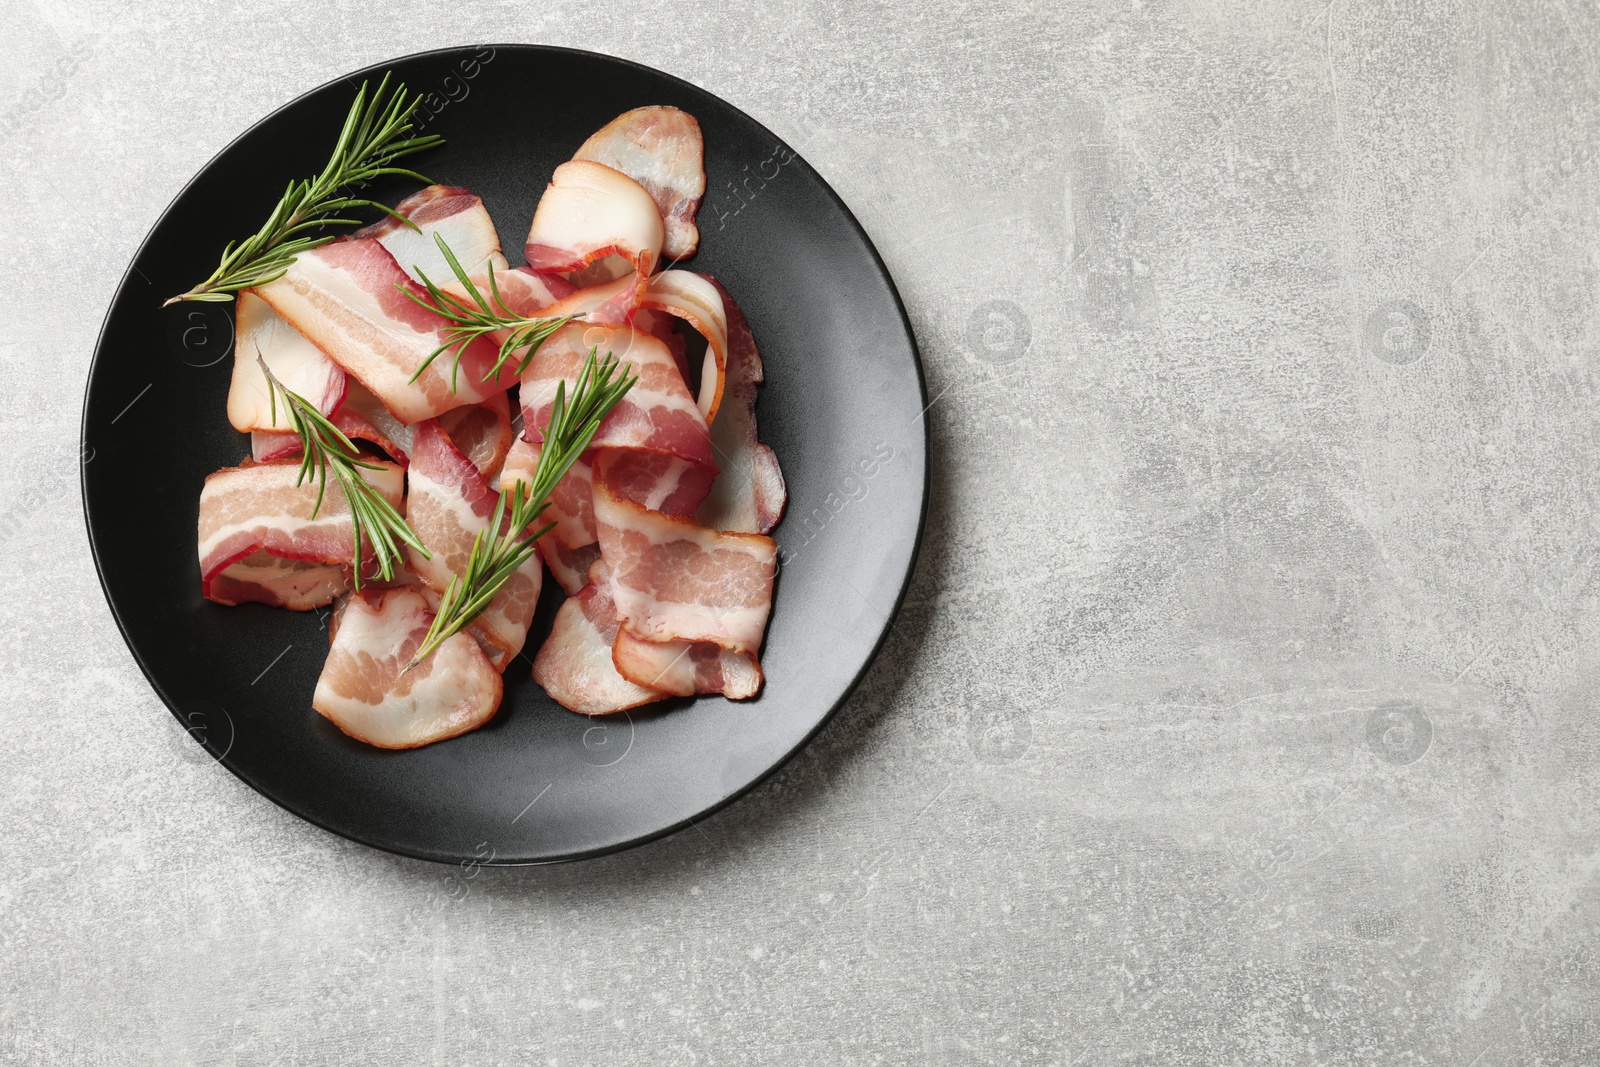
5, 1, 1597, 1063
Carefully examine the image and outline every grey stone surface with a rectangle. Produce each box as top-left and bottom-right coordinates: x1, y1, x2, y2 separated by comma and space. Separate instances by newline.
4, 0, 1600, 1063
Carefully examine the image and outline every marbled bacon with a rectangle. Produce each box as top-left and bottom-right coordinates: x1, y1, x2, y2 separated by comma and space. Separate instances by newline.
251, 238, 514, 423
198, 458, 404, 604
533, 562, 666, 716
593, 478, 776, 654
573, 106, 706, 261
520, 322, 715, 470
313, 587, 502, 749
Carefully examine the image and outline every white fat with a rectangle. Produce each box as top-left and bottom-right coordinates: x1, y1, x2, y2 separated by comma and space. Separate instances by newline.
378, 206, 507, 284
526, 161, 664, 267
227, 293, 343, 431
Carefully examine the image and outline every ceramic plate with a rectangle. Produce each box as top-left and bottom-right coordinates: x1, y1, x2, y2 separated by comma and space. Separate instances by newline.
82, 45, 925, 864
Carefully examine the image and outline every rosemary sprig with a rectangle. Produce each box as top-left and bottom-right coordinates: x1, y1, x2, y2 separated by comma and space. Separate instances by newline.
409, 348, 636, 667
165, 73, 444, 306
402, 233, 572, 390
258, 355, 430, 588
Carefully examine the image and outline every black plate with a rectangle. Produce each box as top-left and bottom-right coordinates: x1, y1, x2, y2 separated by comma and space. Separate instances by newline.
82, 45, 925, 865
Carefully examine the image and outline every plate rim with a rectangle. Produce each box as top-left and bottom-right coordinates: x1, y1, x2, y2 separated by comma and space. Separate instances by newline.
80, 42, 929, 866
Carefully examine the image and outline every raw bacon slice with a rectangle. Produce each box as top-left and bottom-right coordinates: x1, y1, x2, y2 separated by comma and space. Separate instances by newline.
251, 238, 513, 424
499, 436, 597, 596
573, 106, 705, 261
198, 459, 405, 602
338, 385, 517, 479
612, 626, 762, 700
444, 272, 647, 354
556, 257, 637, 290
354, 185, 509, 283
338, 381, 529, 481
436, 388, 513, 481
593, 479, 777, 654
207, 549, 348, 611
534, 271, 642, 326
695, 282, 786, 534
520, 323, 716, 470
313, 587, 502, 749
638, 270, 727, 421
405, 421, 542, 669
533, 563, 666, 715
226, 292, 346, 433
523, 161, 664, 286
540, 540, 602, 597
325, 567, 422, 647
591, 448, 713, 518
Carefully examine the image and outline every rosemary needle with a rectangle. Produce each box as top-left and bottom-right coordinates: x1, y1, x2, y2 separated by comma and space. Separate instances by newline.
402, 233, 572, 392
165, 73, 444, 306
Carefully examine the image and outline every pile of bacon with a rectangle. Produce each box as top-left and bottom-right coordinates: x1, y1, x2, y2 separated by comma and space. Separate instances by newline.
196, 107, 786, 749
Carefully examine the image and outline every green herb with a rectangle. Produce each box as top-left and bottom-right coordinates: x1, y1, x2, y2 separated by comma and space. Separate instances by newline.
402, 233, 572, 390
258, 354, 430, 588
165, 73, 444, 306
409, 349, 635, 667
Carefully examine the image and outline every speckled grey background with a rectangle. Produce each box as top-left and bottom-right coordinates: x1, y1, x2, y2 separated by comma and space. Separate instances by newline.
4, 0, 1599, 1063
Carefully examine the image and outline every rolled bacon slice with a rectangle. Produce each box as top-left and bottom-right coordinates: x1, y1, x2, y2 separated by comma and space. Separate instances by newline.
533, 563, 666, 716
520, 323, 716, 470
638, 270, 727, 421
405, 421, 542, 669
573, 106, 706, 261
694, 282, 786, 534
226, 292, 347, 433
523, 161, 664, 286
251, 238, 513, 424
612, 626, 762, 700
354, 185, 509, 283
207, 550, 348, 611
593, 479, 777, 654
198, 458, 405, 603
313, 587, 502, 749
